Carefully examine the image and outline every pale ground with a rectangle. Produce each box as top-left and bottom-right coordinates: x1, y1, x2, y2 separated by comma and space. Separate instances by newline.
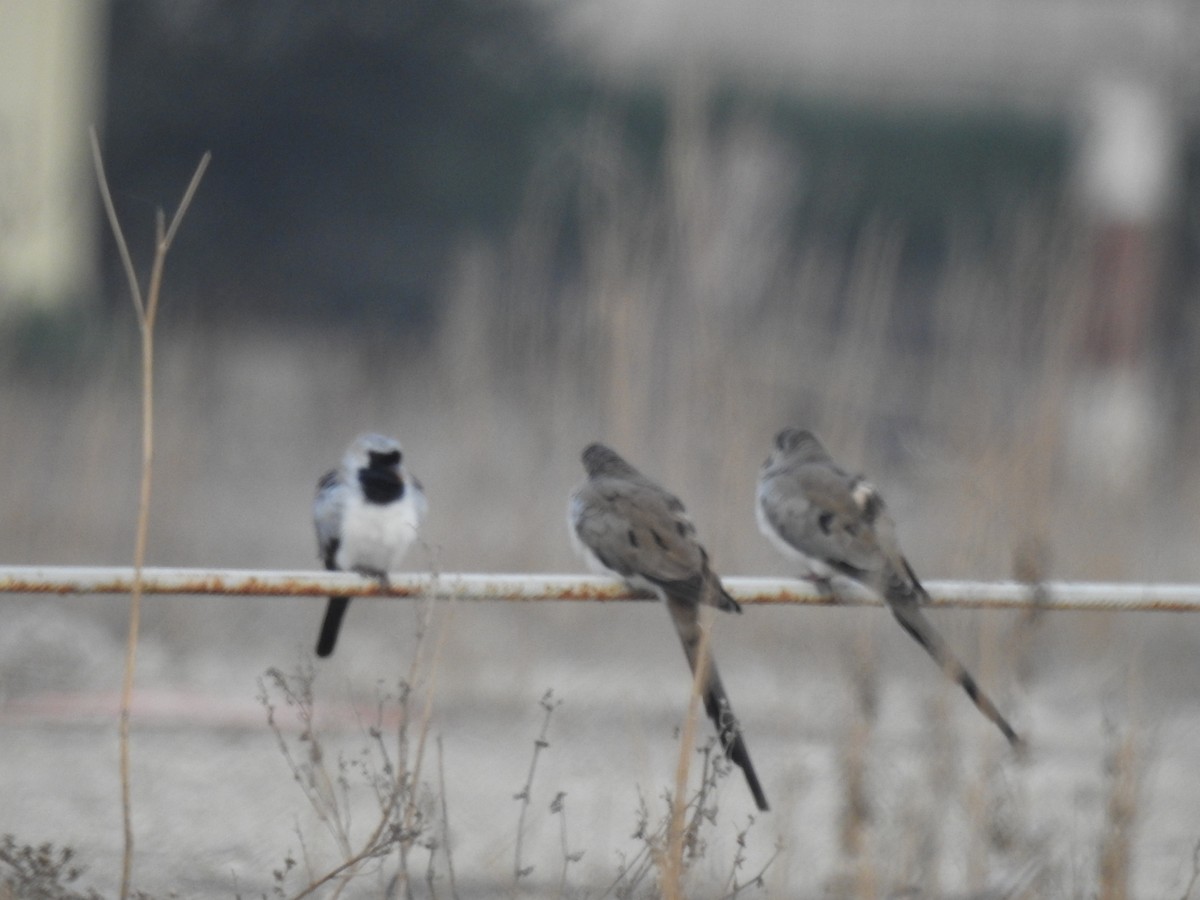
4, 591, 1200, 898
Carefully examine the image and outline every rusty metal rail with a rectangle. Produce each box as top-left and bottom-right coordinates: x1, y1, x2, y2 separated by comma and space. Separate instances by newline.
1, 566, 1199, 611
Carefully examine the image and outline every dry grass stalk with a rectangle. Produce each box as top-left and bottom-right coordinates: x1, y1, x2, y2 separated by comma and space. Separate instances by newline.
88, 130, 209, 900
436, 736, 461, 900
1098, 723, 1140, 900
660, 612, 714, 900
836, 626, 878, 899
513, 689, 561, 888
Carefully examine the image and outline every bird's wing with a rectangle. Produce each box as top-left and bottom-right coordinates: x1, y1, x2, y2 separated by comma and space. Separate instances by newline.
572, 478, 709, 600
760, 461, 885, 578
407, 473, 429, 523
313, 469, 347, 569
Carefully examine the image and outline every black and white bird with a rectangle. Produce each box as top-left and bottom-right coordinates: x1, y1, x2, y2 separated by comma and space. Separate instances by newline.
756, 427, 1021, 747
313, 433, 426, 657
569, 442, 769, 811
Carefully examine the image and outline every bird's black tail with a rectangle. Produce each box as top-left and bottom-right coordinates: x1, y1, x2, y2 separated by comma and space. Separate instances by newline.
666, 596, 770, 811
886, 575, 1022, 748
701, 669, 771, 811
316, 596, 350, 657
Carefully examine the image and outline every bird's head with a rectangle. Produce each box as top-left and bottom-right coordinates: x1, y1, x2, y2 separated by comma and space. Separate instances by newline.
768, 427, 829, 465
581, 442, 638, 479
347, 433, 404, 474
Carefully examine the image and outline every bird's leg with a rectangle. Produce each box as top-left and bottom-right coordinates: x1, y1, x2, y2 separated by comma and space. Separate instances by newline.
800, 570, 836, 599
352, 568, 391, 593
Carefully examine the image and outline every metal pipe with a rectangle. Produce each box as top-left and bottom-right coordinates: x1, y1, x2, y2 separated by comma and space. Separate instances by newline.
0, 566, 1198, 611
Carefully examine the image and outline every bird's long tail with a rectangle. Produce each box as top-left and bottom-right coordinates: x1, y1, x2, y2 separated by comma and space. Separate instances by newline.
316, 596, 350, 657
665, 596, 770, 811
885, 570, 1022, 748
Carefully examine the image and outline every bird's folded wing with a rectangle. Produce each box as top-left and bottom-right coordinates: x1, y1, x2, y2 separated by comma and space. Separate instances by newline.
573, 485, 705, 589
762, 467, 883, 576
313, 470, 346, 564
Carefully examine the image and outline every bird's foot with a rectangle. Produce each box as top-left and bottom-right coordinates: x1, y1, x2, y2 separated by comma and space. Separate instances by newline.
801, 572, 836, 599
352, 569, 391, 592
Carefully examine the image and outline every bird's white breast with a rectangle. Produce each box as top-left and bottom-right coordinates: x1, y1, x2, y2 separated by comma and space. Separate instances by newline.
336, 488, 423, 576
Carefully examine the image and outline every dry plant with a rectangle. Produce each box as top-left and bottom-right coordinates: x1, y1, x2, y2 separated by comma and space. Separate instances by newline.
435, 736, 460, 900
258, 584, 453, 899
1097, 717, 1142, 900
659, 614, 714, 900
0, 837, 103, 900
258, 666, 441, 899
550, 790, 585, 899
512, 689, 565, 888
830, 627, 879, 900
503, 662, 776, 900
508, 689, 591, 898
88, 130, 210, 900
594, 738, 777, 900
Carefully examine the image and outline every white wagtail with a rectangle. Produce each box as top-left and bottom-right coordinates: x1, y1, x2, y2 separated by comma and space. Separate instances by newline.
757, 427, 1021, 747
569, 443, 769, 811
313, 433, 426, 657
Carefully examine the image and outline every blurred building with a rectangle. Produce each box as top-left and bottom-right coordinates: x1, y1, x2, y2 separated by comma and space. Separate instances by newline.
0, 0, 107, 312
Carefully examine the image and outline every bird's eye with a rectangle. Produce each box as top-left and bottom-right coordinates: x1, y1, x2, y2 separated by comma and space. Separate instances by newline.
368, 449, 401, 468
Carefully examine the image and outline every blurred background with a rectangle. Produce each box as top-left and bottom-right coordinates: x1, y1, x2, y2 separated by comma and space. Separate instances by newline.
2, 0, 1200, 896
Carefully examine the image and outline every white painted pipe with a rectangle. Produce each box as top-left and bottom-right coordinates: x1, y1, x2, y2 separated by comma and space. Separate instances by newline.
0, 566, 1197, 611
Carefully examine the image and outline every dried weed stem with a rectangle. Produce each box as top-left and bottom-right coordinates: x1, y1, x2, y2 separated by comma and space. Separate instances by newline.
89, 129, 209, 900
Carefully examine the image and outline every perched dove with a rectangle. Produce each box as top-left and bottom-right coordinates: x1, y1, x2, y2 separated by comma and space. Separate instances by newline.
757, 427, 1021, 747
570, 443, 770, 811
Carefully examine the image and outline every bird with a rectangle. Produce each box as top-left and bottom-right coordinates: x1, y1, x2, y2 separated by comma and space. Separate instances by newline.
313, 433, 426, 657
756, 427, 1021, 747
569, 442, 769, 811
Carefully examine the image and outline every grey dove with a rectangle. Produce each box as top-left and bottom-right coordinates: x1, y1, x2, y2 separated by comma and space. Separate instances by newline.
313, 433, 426, 657
569, 443, 770, 811
757, 427, 1021, 747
